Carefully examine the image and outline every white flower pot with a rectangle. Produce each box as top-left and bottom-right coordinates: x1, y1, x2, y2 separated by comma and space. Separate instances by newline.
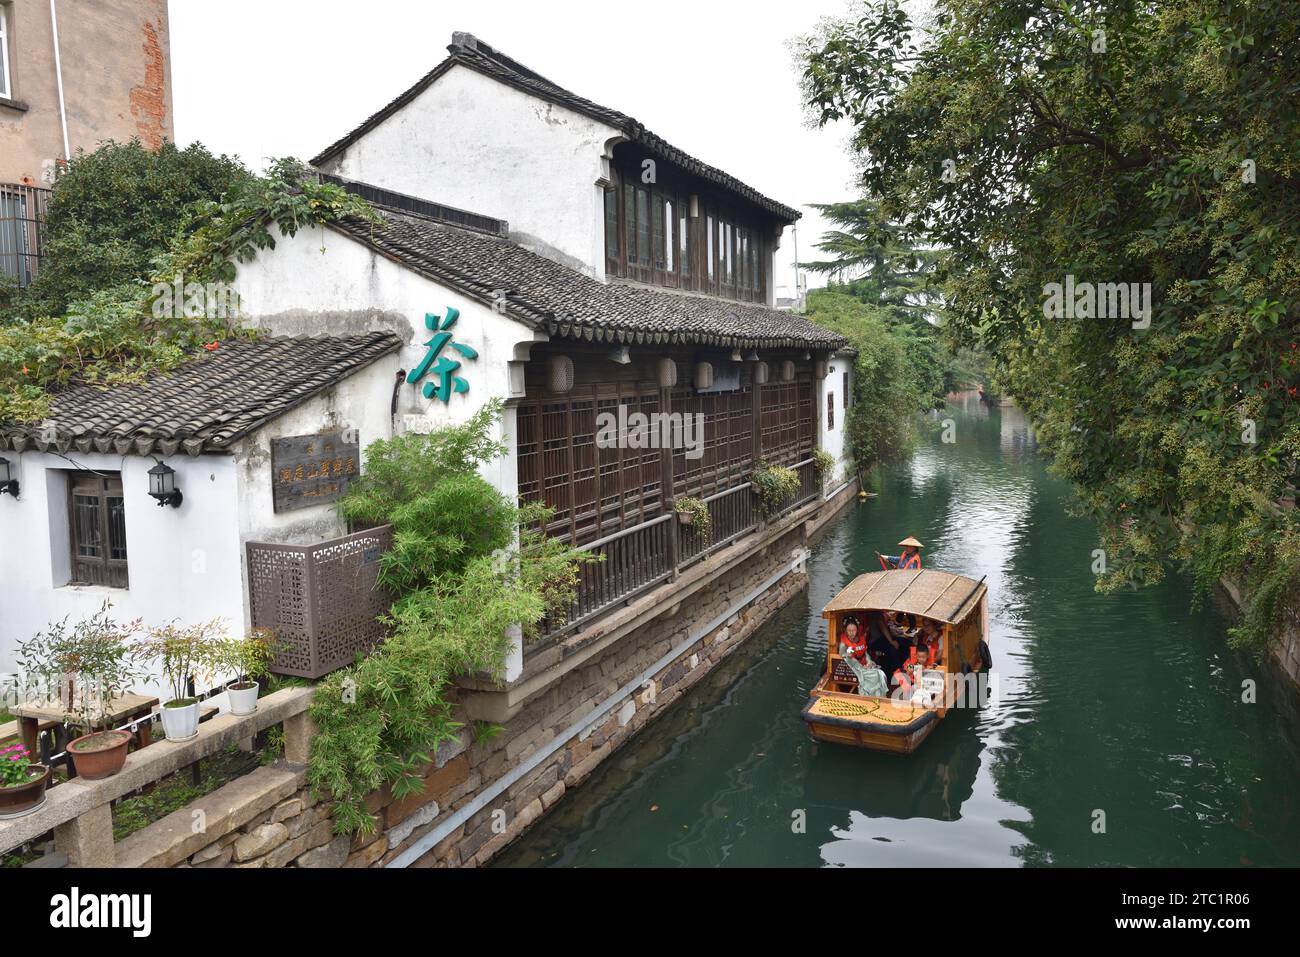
160, 700, 200, 741
227, 682, 259, 716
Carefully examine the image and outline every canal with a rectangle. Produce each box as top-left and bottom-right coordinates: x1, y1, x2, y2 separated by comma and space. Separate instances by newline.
497, 394, 1300, 867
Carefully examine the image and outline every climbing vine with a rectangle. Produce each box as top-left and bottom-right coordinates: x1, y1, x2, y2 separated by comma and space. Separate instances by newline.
0, 154, 376, 423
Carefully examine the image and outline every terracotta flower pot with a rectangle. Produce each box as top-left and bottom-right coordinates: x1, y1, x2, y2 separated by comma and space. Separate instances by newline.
0, 764, 51, 819
227, 682, 259, 716
67, 729, 132, 780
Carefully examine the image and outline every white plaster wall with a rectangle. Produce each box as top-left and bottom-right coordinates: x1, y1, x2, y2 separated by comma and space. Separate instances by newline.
818, 349, 855, 492
0, 451, 243, 693
235, 226, 546, 503
232, 357, 400, 549
319, 64, 619, 279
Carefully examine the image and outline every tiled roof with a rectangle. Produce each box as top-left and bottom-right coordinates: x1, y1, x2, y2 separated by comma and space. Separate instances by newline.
0, 333, 402, 457
311, 33, 801, 224
333, 206, 847, 351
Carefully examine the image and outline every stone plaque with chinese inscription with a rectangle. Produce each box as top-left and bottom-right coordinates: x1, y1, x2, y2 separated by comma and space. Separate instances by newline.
270, 430, 359, 513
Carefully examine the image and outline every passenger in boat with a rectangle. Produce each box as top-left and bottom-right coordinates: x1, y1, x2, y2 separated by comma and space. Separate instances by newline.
869, 612, 910, 679
915, 623, 942, 667
839, 618, 888, 697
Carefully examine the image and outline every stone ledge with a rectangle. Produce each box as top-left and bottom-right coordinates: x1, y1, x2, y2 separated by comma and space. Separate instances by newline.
0, 686, 315, 854
117, 763, 307, 868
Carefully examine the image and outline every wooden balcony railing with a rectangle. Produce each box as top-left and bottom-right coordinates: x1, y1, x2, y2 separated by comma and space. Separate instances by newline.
536, 457, 821, 646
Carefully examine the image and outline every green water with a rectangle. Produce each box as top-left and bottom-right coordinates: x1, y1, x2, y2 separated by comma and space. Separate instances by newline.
497, 394, 1300, 868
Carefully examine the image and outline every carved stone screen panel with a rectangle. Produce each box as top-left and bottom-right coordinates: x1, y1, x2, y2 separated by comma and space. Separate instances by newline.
246, 525, 392, 678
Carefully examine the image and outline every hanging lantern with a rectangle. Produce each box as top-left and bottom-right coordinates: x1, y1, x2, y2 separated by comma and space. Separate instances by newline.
657, 357, 677, 388
753, 361, 769, 385
780, 360, 795, 382
548, 355, 575, 393
813, 360, 827, 380
694, 362, 714, 390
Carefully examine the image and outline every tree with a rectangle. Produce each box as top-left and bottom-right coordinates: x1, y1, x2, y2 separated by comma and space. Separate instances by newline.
796, 0, 1300, 649
805, 287, 937, 475
799, 198, 944, 310
13, 140, 248, 318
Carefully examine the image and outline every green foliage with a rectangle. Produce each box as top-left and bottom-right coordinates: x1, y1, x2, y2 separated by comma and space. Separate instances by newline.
805, 289, 926, 472
673, 496, 712, 545
1, 151, 375, 423
798, 198, 945, 311
0, 742, 37, 788
215, 630, 278, 686
133, 618, 228, 705
798, 0, 1300, 650
14, 140, 247, 317
309, 406, 595, 833
473, 721, 504, 745
0, 284, 224, 421
812, 448, 836, 480
751, 462, 800, 517
15, 601, 143, 734
160, 158, 379, 286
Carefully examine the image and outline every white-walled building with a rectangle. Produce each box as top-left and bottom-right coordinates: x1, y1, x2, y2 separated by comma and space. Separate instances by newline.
0, 334, 400, 686
1, 32, 853, 697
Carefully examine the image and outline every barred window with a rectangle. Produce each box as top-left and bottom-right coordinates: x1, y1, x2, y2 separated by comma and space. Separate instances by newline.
69, 472, 129, 588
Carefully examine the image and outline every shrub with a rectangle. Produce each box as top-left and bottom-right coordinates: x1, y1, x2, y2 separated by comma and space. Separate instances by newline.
751, 462, 800, 518
309, 404, 596, 833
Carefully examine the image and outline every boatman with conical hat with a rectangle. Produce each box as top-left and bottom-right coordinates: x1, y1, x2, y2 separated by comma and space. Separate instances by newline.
883, 537, 924, 570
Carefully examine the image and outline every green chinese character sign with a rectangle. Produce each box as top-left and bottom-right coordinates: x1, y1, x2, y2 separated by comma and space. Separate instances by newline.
408, 307, 478, 401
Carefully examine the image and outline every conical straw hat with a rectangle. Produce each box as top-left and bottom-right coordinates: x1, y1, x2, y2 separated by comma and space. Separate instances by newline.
897, 536, 924, 549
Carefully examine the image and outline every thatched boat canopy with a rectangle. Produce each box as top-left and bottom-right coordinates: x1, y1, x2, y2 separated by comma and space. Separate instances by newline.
822, 570, 986, 625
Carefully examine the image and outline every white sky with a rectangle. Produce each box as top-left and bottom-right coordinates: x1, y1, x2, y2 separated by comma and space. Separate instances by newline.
170, 0, 876, 297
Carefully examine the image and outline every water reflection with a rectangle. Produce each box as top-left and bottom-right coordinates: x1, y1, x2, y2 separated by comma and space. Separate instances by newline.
497, 396, 1300, 868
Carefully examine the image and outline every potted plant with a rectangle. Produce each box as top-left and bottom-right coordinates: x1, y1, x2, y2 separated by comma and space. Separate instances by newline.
812, 449, 835, 488
0, 743, 51, 819
673, 497, 712, 546
134, 619, 224, 742
219, 630, 276, 716
750, 461, 800, 520
16, 602, 142, 780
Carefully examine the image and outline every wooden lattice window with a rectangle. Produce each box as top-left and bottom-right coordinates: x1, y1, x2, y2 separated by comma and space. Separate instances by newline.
671, 386, 754, 498
517, 386, 663, 544
69, 472, 129, 588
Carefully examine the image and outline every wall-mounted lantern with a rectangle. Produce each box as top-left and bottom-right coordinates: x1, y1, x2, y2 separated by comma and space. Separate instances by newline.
147, 461, 183, 508
0, 457, 18, 498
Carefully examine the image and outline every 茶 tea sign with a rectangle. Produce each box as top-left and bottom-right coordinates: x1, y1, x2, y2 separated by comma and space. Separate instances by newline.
270, 430, 359, 512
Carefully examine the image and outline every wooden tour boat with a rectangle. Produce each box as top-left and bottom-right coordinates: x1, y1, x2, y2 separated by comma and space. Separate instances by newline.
802, 569, 991, 755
